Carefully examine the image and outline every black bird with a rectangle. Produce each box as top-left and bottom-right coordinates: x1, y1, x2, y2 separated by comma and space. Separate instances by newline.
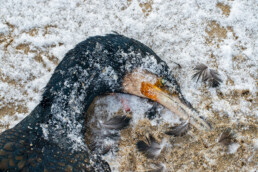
0, 34, 211, 171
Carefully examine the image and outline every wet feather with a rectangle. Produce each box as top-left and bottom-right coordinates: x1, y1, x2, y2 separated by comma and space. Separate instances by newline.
165, 121, 190, 136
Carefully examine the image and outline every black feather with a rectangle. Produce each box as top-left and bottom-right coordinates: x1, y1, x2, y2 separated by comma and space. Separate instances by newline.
218, 128, 235, 146
102, 115, 131, 130
192, 64, 222, 87
136, 141, 149, 152
165, 122, 190, 136
192, 64, 208, 82
136, 134, 162, 158
209, 69, 222, 87
111, 30, 120, 35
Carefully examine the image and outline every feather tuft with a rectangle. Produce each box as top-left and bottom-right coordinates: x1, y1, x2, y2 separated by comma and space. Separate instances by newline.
102, 115, 131, 130
218, 128, 235, 146
136, 134, 162, 158
165, 121, 190, 136
192, 64, 222, 87
88, 115, 131, 155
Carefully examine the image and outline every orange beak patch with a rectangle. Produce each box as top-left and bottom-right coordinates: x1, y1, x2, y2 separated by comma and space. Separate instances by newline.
140, 82, 161, 101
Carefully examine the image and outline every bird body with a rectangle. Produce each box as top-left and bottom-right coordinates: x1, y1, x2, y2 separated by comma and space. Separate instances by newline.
0, 34, 211, 171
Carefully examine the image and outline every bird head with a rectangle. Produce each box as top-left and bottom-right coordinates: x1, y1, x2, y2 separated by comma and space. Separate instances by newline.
90, 34, 212, 131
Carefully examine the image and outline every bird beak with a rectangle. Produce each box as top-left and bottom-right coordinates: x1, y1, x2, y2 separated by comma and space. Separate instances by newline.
140, 81, 212, 131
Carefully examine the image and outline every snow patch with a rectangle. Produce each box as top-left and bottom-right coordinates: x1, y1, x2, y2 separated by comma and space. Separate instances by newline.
228, 143, 240, 154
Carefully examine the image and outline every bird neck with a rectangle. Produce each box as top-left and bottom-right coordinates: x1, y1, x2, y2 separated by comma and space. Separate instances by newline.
42, 78, 106, 150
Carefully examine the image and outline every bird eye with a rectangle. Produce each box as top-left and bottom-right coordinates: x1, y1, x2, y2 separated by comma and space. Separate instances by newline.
156, 78, 167, 88
161, 79, 167, 86
160, 78, 167, 86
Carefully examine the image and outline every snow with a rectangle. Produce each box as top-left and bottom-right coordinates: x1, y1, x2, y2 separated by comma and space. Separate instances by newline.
228, 143, 240, 154
0, 0, 257, 170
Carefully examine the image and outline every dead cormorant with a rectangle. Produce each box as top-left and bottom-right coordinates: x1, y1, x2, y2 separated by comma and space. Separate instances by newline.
0, 34, 211, 171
